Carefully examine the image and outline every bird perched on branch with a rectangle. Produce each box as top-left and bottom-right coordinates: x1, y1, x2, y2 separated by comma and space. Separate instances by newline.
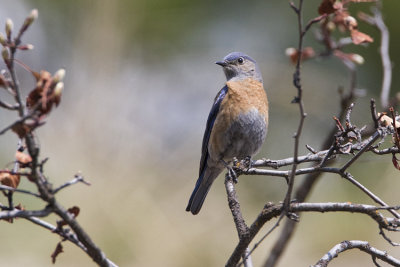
186, 52, 269, 215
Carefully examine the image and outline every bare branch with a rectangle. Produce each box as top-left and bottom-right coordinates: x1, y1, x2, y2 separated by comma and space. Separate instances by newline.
227, 202, 400, 267
360, 6, 392, 109
284, 0, 308, 214
224, 172, 252, 267
0, 207, 52, 219
52, 173, 91, 194
0, 99, 18, 110
312, 240, 400, 267
340, 130, 382, 172
0, 184, 40, 198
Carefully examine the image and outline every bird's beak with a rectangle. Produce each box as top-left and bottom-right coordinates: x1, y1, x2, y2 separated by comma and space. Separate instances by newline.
215, 60, 228, 67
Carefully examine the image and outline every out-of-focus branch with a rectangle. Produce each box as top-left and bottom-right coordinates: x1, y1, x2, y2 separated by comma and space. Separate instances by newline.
359, 5, 392, 109
312, 240, 400, 267
0, 99, 18, 110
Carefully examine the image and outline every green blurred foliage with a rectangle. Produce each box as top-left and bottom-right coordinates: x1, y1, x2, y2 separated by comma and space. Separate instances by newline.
0, 0, 399, 266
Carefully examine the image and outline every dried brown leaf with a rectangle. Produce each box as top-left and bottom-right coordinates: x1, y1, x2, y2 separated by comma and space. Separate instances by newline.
68, 206, 80, 218
15, 151, 32, 165
379, 114, 400, 128
0, 172, 20, 188
11, 118, 44, 139
351, 29, 373, 44
51, 242, 64, 264
285, 47, 315, 64
392, 154, 400, 171
14, 203, 24, 211
0, 74, 7, 88
57, 206, 80, 228
11, 122, 31, 139
318, 0, 336, 15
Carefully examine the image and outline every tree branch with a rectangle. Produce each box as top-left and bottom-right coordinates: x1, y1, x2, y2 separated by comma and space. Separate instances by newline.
226, 202, 400, 266
312, 240, 400, 267
225, 172, 253, 267
359, 5, 392, 109
0, 11, 117, 267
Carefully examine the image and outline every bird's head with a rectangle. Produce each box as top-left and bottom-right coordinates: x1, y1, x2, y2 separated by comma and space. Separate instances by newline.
216, 52, 262, 83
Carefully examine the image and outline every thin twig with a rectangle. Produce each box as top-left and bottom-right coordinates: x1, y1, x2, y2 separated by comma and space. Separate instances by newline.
224, 172, 252, 267
0, 99, 18, 110
0, 184, 40, 198
26, 216, 87, 252
284, 0, 308, 214
52, 174, 91, 194
360, 6, 392, 108
311, 240, 400, 267
340, 130, 382, 172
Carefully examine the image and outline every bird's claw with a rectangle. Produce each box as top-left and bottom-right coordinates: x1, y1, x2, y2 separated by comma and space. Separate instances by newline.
286, 212, 300, 222
229, 167, 238, 183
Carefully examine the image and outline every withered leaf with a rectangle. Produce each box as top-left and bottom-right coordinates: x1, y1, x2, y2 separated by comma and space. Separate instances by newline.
333, 50, 364, 65
0, 74, 7, 88
15, 151, 32, 166
11, 118, 45, 139
351, 29, 373, 45
392, 154, 400, 171
318, 0, 336, 15
57, 206, 80, 228
379, 114, 400, 128
68, 206, 80, 218
14, 203, 25, 211
286, 47, 315, 64
51, 242, 64, 264
26, 70, 54, 114
0, 172, 20, 188
11, 122, 32, 139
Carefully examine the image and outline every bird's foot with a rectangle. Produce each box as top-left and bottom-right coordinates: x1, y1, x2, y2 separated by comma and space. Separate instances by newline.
222, 159, 239, 183
233, 156, 253, 173
242, 156, 253, 170
286, 212, 300, 222
228, 167, 238, 183
281, 199, 300, 222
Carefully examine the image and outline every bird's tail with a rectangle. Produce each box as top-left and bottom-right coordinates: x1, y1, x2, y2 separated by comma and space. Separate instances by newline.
186, 167, 221, 215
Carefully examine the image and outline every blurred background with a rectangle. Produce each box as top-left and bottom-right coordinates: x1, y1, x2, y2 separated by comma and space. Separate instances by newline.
0, 0, 399, 266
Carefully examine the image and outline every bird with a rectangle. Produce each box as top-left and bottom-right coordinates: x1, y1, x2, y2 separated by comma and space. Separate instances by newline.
186, 52, 269, 215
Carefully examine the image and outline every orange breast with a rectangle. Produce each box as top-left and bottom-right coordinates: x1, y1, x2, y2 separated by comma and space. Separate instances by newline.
208, 79, 269, 161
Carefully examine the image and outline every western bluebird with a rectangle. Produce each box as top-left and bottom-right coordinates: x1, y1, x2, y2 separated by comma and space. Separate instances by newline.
186, 52, 269, 215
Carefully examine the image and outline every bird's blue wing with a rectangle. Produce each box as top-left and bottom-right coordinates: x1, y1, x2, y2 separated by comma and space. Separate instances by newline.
199, 85, 228, 176
186, 85, 228, 214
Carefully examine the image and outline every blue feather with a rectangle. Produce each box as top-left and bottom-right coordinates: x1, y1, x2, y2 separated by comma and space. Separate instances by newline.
186, 85, 228, 213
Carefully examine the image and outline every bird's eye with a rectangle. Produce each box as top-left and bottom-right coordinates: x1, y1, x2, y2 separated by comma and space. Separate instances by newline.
237, 57, 244, 64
